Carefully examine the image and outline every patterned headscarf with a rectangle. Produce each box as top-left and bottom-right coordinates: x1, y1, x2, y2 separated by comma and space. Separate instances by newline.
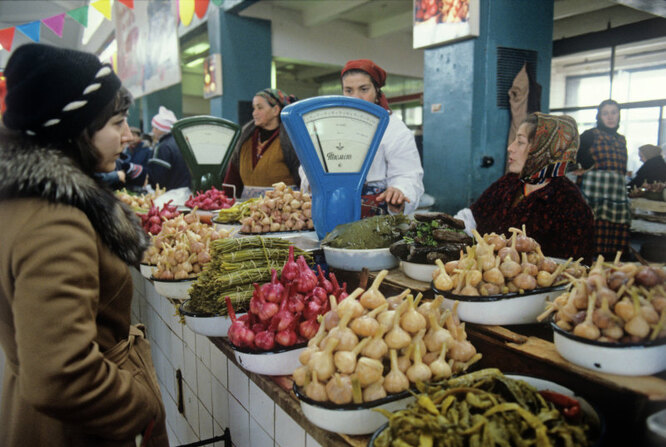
341, 59, 390, 111
521, 113, 579, 184
255, 88, 297, 110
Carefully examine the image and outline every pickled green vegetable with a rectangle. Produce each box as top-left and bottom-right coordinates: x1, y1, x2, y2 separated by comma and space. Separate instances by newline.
321, 214, 410, 249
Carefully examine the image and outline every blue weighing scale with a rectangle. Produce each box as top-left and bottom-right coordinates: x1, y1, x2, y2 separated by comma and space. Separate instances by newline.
281, 96, 389, 239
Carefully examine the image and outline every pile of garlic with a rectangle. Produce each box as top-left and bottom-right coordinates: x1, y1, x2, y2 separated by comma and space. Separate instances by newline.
432, 227, 586, 296
293, 270, 481, 405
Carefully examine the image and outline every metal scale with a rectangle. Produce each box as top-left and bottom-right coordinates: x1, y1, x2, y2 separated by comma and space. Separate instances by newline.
171, 116, 241, 192
281, 96, 389, 239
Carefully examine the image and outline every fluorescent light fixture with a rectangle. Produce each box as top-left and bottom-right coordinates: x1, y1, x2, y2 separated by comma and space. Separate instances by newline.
184, 42, 210, 56
185, 57, 205, 68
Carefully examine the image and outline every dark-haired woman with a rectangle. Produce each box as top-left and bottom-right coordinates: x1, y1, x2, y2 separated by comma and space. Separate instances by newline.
223, 88, 301, 199
576, 99, 631, 259
0, 43, 167, 446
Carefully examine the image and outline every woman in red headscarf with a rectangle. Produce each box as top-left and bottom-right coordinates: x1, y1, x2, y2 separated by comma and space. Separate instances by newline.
301, 59, 424, 215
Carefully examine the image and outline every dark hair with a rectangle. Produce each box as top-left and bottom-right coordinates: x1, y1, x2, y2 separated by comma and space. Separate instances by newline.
341, 68, 383, 105
596, 99, 620, 128
70, 86, 133, 175
522, 113, 539, 142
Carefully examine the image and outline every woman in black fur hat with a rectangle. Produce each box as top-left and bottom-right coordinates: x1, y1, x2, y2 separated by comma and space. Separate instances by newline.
0, 43, 168, 446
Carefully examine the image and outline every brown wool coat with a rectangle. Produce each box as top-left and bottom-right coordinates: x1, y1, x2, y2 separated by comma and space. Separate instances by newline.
0, 138, 168, 446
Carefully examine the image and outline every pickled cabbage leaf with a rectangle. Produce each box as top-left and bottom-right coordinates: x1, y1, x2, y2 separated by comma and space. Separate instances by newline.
321, 214, 410, 249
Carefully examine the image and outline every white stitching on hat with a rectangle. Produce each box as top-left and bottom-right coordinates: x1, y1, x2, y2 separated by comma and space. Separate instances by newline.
26, 130, 36, 136
83, 83, 101, 95
43, 119, 61, 127
62, 100, 88, 112
95, 66, 112, 78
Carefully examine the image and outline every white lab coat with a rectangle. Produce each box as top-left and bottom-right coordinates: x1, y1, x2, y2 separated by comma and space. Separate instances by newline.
300, 114, 424, 215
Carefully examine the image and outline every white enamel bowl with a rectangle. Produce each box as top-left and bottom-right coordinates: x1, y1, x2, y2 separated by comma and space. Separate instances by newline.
433, 283, 567, 325
294, 386, 416, 436
231, 343, 306, 376
551, 318, 666, 376
179, 300, 236, 337
400, 260, 437, 282
139, 263, 155, 279
368, 374, 603, 446
323, 246, 398, 272
151, 276, 196, 300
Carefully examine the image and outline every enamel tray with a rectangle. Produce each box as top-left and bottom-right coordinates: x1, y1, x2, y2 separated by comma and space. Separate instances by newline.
179, 300, 236, 337
231, 343, 307, 376
151, 276, 197, 300
323, 246, 398, 272
400, 260, 437, 282
140, 263, 155, 279
432, 282, 567, 325
551, 317, 666, 376
294, 385, 415, 436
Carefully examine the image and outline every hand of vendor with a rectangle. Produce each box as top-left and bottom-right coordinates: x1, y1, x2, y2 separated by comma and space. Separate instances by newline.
377, 186, 410, 213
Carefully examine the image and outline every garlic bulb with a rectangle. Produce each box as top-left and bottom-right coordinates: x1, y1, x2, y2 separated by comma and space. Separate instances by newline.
428, 342, 452, 380
305, 370, 327, 402
424, 311, 453, 353
363, 377, 387, 402
308, 337, 339, 382
360, 325, 388, 360
350, 303, 388, 337
337, 288, 365, 319
400, 294, 427, 334
385, 301, 411, 350
360, 269, 388, 309
384, 349, 409, 394
325, 373, 352, 405
406, 329, 431, 383
334, 337, 370, 374
355, 356, 384, 387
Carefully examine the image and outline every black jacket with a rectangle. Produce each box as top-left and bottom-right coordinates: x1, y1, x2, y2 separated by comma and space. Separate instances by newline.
628, 156, 666, 189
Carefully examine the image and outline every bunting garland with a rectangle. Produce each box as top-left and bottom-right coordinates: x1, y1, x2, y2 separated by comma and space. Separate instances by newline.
0, 0, 219, 52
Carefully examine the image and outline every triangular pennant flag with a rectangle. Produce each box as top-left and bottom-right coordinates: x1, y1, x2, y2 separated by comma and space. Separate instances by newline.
67, 6, 89, 27
118, 0, 134, 9
43, 13, 66, 37
180, 0, 195, 27
17, 21, 41, 43
91, 0, 112, 21
211, 0, 223, 7
195, 0, 210, 19
0, 27, 16, 52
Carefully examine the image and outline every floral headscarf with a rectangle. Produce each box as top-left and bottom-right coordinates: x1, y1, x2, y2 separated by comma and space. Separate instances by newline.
255, 88, 297, 110
521, 113, 579, 184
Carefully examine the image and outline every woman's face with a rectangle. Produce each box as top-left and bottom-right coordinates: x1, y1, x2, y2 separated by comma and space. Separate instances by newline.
507, 123, 532, 174
342, 72, 377, 104
92, 113, 133, 173
252, 96, 280, 130
599, 104, 620, 129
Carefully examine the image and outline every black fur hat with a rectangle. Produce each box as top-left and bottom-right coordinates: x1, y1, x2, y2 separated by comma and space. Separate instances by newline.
2, 43, 121, 140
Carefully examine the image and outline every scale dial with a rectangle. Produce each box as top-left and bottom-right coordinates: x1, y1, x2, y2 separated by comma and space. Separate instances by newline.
303, 107, 380, 173
181, 124, 237, 165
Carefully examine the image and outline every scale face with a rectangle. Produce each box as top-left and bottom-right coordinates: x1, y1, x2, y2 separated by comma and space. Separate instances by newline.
281, 96, 389, 239
171, 116, 240, 191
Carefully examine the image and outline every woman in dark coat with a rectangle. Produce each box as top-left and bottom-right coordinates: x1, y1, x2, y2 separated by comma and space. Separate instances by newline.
456, 113, 594, 261
627, 144, 666, 189
0, 44, 168, 446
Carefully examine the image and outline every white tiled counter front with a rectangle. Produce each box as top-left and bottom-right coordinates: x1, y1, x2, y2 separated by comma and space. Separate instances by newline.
130, 268, 349, 447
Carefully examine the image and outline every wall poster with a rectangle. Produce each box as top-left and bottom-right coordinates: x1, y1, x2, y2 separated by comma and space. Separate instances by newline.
115, 0, 181, 98
413, 0, 479, 49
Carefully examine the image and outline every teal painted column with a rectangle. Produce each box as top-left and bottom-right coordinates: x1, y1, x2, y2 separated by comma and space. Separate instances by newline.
207, 8, 271, 124
423, 0, 553, 213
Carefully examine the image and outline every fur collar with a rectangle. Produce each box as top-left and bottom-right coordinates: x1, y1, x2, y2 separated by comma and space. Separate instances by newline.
0, 139, 149, 265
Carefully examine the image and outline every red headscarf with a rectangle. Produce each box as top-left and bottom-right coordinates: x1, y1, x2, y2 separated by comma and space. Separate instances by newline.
341, 59, 390, 111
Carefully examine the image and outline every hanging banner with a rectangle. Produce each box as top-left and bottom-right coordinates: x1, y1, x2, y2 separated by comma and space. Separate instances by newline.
115, 0, 181, 98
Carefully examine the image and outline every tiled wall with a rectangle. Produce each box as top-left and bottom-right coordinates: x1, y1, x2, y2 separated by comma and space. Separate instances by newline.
130, 268, 324, 447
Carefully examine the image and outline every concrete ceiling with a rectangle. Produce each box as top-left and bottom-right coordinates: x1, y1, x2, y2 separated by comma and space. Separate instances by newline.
1, 0, 664, 81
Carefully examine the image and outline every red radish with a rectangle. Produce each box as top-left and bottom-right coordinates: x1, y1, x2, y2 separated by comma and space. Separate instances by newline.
296, 255, 317, 293
282, 245, 298, 282
299, 318, 320, 340
317, 265, 333, 294
226, 296, 255, 348
261, 269, 285, 303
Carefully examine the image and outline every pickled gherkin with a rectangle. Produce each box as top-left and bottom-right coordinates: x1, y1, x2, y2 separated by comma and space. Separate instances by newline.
373, 369, 595, 447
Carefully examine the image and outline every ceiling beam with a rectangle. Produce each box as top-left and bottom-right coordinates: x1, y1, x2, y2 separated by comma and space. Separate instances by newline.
368, 10, 412, 39
302, 0, 370, 27
553, 0, 615, 20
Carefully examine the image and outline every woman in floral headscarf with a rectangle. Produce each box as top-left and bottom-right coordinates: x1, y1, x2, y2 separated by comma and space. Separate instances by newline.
457, 113, 594, 260
224, 88, 300, 199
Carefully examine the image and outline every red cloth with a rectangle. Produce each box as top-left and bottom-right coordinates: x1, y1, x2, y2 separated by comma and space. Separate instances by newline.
341, 59, 390, 111
471, 174, 594, 262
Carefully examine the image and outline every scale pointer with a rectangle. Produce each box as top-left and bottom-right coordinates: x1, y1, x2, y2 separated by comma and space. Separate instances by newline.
313, 123, 329, 172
